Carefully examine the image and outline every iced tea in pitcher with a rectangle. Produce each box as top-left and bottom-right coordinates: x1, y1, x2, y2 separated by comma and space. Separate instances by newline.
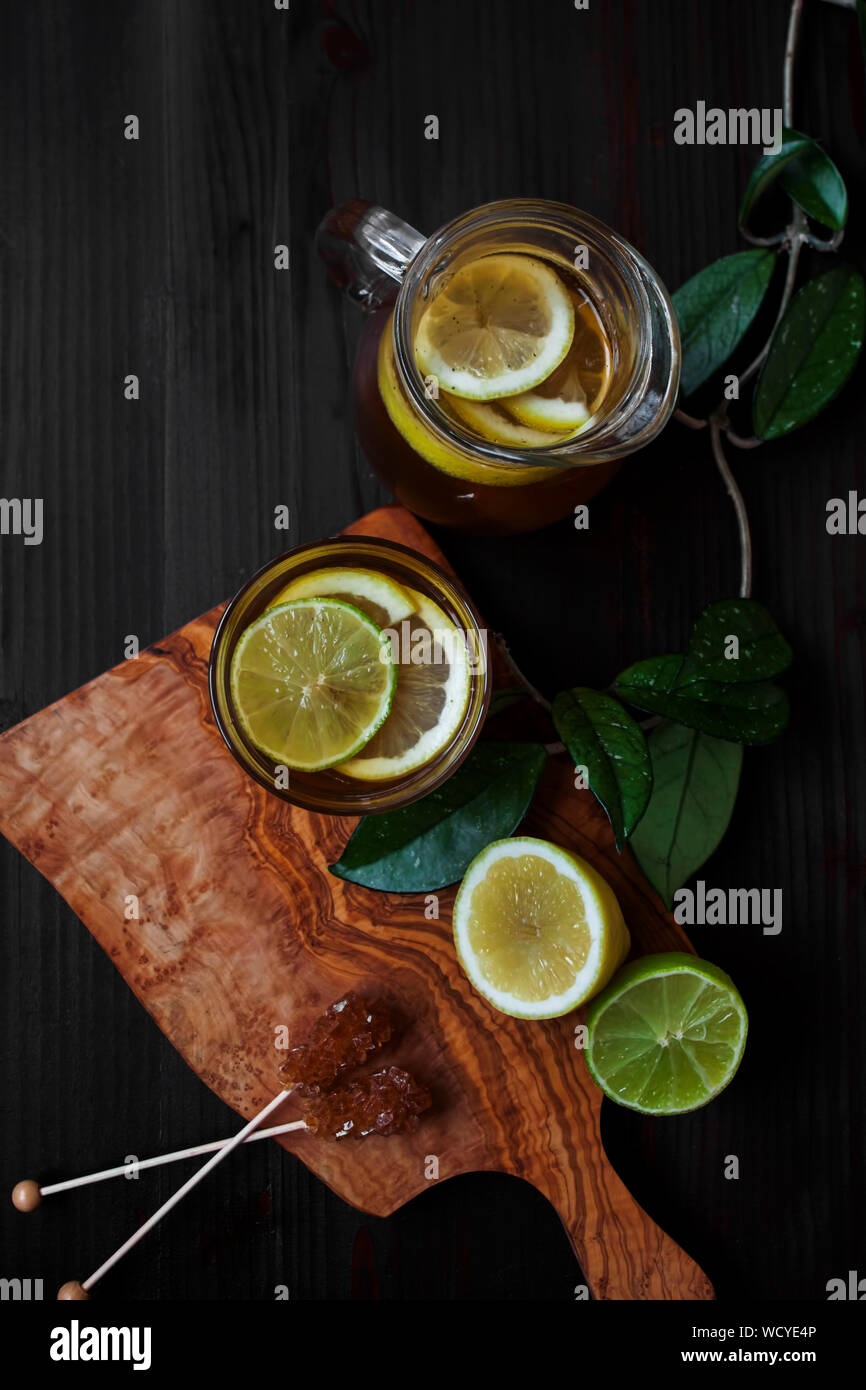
319, 199, 681, 535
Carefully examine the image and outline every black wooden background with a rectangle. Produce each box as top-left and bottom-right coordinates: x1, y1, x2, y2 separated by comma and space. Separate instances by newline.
1, 0, 863, 1301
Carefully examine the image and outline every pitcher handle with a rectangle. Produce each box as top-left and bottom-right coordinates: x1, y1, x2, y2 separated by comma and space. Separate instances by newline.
316, 200, 427, 310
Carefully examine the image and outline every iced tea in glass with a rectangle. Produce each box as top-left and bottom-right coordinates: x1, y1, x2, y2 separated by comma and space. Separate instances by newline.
209, 536, 489, 814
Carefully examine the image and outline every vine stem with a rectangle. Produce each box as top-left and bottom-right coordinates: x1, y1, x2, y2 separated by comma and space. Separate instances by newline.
711, 416, 753, 599
728, 0, 808, 398
675, 0, 809, 595
736, 226, 805, 393
496, 0, 813, 714
783, 0, 805, 126
493, 634, 552, 711
674, 408, 707, 430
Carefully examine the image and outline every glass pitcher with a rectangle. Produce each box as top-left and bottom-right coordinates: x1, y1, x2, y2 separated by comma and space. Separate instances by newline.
317, 198, 680, 536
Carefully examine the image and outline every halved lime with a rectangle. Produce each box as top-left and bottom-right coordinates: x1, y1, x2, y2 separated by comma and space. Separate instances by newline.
268, 566, 414, 629
230, 598, 396, 772
452, 837, 631, 1019
585, 952, 748, 1115
414, 253, 575, 400
340, 587, 471, 781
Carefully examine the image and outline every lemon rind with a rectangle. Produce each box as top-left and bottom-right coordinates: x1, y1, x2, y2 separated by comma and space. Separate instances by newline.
453, 836, 627, 1020
340, 588, 472, 781
414, 254, 576, 401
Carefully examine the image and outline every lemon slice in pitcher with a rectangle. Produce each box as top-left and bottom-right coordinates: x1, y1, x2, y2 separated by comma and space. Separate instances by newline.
414, 254, 574, 400
504, 379, 591, 433
378, 325, 563, 487
505, 298, 612, 431
340, 587, 471, 781
446, 394, 572, 447
453, 837, 631, 1019
269, 566, 414, 628
230, 598, 396, 772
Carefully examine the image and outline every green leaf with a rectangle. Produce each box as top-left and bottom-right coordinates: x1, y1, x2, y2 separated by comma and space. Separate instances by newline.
753, 265, 865, 439
486, 687, 528, 720
551, 688, 652, 850
688, 599, 793, 682
629, 722, 743, 911
329, 740, 547, 893
673, 251, 775, 397
614, 654, 789, 745
738, 127, 815, 225
780, 142, 848, 230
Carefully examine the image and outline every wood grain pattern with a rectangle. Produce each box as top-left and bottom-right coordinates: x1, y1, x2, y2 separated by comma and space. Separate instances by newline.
0, 504, 712, 1300
2, 0, 863, 1304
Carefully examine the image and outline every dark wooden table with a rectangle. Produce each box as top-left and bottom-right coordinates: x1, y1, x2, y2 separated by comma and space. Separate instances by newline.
1, 0, 863, 1300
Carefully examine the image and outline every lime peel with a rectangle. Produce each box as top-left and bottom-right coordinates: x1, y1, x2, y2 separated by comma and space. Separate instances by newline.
585, 951, 748, 1115
230, 597, 396, 772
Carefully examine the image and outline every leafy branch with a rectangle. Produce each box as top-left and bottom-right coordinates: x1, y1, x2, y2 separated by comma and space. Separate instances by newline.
330, 0, 861, 911
673, 0, 862, 599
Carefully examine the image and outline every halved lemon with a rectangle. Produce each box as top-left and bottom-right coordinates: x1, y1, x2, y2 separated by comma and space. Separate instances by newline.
230, 598, 396, 772
505, 297, 611, 432
453, 837, 631, 1019
414, 253, 575, 400
268, 566, 414, 629
340, 587, 471, 781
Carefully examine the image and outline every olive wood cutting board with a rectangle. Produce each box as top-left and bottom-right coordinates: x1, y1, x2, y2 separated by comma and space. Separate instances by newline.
0, 504, 713, 1301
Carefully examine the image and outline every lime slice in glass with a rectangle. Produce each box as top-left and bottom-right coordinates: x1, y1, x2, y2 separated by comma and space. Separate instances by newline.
230, 598, 396, 772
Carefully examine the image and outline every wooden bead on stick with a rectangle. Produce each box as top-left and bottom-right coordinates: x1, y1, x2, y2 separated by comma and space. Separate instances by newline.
11, 1180, 42, 1212
57, 1282, 90, 1300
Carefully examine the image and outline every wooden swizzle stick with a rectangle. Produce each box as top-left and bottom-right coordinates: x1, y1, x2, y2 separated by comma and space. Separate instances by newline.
18, 1065, 434, 1213
51, 994, 409, 1299
12, 1120, 308, 1210
58, 1087, 293, 1300
56, 1066, 431, 1299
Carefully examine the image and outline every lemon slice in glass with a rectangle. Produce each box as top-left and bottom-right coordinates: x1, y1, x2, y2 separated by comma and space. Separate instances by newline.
453, 837, 631, 1019
340, 587, 471, 781
505, 297, 612, 432
230, 598, 396, 772
414, 254, 575, 400
268, 566, 415, 628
